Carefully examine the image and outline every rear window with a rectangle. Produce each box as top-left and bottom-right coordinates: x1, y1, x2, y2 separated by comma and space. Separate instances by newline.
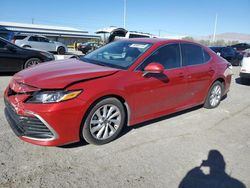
13, 35, 27, 40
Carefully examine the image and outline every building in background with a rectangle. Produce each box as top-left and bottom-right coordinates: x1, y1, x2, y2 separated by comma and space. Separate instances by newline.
0, 21, 101, 45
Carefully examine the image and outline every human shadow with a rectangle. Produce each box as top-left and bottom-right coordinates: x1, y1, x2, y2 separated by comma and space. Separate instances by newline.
179, 150, 246, 188
235, 77, 250, 86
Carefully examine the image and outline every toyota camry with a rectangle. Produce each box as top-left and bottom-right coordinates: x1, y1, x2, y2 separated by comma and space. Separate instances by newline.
4, 38, 232, 146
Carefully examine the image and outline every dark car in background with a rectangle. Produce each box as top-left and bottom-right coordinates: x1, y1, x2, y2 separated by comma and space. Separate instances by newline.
210, 46, 243, 66
78, 42, 99, 54
0, 37, 54, 72
231, 43, 250, 51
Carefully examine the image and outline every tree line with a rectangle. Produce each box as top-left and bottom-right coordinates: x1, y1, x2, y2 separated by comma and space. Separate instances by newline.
182, 36, 239, 46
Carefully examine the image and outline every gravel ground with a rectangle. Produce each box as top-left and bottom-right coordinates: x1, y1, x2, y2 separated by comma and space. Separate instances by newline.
0, 67, 249, 188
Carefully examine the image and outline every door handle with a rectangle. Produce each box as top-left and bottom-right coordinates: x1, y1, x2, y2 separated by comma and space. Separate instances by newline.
178, 72, 191, 78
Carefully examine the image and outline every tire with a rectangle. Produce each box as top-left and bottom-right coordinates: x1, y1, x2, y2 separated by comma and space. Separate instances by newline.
57, 46, 66, 55
81, 98, 126, 145
23, 58, 42, 69
204, 81, 224, 109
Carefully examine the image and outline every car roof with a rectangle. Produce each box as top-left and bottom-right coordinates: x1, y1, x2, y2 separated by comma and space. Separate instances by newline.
14, 34, 47, 37
124, 38, 198, 44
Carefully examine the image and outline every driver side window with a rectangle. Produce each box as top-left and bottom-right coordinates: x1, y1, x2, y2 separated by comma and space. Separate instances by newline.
138, 43, 181, 70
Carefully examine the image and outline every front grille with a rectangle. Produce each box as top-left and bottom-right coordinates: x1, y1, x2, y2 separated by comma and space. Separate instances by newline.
4, 99, 55, 140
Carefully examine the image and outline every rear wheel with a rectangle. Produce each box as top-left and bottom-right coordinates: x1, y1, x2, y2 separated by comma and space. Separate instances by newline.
57, 46, 66, 55
81, 98, 126, 145
204, 81, 223, 109
23, 58, 41, 69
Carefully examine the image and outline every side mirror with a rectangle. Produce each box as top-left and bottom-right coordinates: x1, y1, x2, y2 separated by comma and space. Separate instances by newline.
143, 62, 164, 76
5, 44, 16, 52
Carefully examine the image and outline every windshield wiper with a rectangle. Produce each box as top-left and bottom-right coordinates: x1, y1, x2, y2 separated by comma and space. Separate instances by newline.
81, 57, 106, 67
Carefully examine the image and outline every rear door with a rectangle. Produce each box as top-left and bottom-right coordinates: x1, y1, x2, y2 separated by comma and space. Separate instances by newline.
38, 37, 55, 52
180, 43, 214, 104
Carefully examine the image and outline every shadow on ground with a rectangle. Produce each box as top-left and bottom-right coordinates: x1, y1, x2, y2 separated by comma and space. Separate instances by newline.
235, 77, 250, 86
60, 105, 204, 149
179, 150, 246, 188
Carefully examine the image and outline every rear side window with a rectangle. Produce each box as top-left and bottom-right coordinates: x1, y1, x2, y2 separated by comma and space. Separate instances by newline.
138, 43, 181, 70
203, 50, 211, 62
181, 43, 204, 66
38, 37, 49, 42
28, 36, 39, 41
13, 35, 27, 40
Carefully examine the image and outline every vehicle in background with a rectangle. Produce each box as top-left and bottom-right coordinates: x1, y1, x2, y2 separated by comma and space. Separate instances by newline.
240, 56, 250, 82
4, 39, 232, 146
96, 27, 155, 43
231, 43, 250, 52
242, 49, 250, 58
210, 46, 243, 66
0, 37, 54, 72
12, 34, 68, 55
77, 42, 99, 54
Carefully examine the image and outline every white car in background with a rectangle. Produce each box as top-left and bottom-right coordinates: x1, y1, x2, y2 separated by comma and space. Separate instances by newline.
240, 56, 250, 81
12, 34, 68, 54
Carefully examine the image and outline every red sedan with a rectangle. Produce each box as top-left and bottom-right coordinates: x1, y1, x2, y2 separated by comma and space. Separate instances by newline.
4, 39, 232, 146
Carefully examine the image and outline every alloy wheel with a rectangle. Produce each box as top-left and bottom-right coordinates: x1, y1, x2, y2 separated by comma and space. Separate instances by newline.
90, 104, 121, 140
209, 85, 222, 107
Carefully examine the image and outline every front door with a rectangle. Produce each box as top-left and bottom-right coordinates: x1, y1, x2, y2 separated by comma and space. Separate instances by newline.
127, 43, 190, 121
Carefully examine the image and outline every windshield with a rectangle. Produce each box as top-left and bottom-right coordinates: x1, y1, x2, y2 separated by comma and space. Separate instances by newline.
81, 40, 152, 69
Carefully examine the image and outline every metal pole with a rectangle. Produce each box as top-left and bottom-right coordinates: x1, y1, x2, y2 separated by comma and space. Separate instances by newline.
123, 0, 126, 29
212, 13, 218, 42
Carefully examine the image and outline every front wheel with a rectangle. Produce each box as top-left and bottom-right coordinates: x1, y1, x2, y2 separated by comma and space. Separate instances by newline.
24, 58, 41, 69
81, 98, 126, 145
204, 81, 223, 109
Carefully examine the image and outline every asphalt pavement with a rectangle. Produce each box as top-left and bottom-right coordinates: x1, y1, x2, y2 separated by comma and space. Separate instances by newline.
0, 67, 249, 188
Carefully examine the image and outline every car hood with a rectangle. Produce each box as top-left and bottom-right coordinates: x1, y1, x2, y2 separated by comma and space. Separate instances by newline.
13, 59, 119, 89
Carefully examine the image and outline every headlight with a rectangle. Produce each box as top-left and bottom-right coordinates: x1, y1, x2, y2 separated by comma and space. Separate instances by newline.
40, 52, 54, 59
26, 90, 82, 103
